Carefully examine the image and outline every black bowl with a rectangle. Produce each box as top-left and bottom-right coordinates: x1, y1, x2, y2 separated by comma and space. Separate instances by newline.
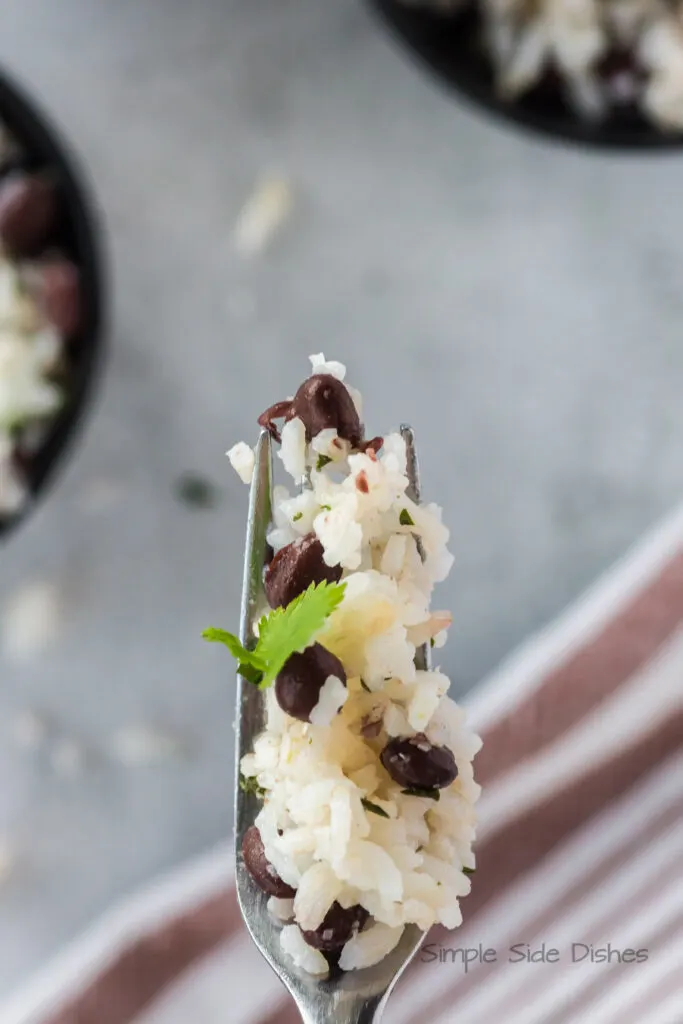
0, 70, 105, 541
369, 0, 683, 150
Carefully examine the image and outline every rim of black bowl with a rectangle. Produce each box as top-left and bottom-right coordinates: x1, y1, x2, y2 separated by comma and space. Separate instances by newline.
0, 70, 105, 541
370, 0, 683, 151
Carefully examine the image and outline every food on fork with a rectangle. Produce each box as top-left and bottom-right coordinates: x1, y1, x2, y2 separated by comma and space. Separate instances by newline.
206, 354, 481, 975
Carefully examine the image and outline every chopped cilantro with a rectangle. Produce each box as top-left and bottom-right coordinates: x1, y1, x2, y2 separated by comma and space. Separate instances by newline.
401, 787, 441, 801
430, 637, 436, 648
399, 508, 415, 527
316, 454, 333, 471
320, 504, 331, 511
463, 867, 476, 876
239, 774, 266, 798
361, 798, 390, 819
292, 511, 303, 522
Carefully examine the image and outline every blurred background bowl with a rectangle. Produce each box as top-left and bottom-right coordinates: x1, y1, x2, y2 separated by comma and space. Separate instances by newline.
369, 0, 683, 150
0, 70, 104, 542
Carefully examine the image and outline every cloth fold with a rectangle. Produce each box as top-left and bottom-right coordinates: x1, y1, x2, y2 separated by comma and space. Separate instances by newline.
5, 503, 683, 1024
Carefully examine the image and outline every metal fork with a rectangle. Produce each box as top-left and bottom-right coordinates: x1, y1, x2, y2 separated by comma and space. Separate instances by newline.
234, 426, 428, 1024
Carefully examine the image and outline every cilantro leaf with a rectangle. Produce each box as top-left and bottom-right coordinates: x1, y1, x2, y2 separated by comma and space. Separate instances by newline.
292, 511, 303, 522
316, 454, 333, 471
201, 628, 265, 684
203, 581, 346, 690
402, 787, 441, 801
462, 866, 476, 876
238, 662, 265, 685
239, 774, 266, 798
202, 628, 263, 667
254, 580, 346, 688
399, 508, 415, 527
361, 798, 390, 818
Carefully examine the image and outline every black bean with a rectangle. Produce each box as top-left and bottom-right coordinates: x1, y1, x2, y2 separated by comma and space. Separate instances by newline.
242, 825, 296, 898
595, 49, 645, 105
0, 174, 58, 255
38, 258, 82, 336
275, 643, 346, 723
264, 533, 342, 609
380, 734, 458, 790
288, 374, 362, 446
301, 902, 369, 952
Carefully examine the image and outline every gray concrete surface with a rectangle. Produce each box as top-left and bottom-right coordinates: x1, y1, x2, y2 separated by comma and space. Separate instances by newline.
1, 0, 683, 1000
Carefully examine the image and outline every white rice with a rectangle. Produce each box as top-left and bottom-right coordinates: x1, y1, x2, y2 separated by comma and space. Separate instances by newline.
294, 861, 344, 930
267, 896, 295, 922
232, 175, 294, 257
402, 0, 683, 130
0, 250, 64, 517
232, 354, 481, 974
339, 922, 405, 971
279, 416, 307, 480
280, 924, 330, 975
309, 675, 349, 726
226, 441, 255, 485
1, 580, 62, 662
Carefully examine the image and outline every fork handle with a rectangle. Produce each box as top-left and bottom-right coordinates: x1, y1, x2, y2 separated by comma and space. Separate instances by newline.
295, 996, 385, 1024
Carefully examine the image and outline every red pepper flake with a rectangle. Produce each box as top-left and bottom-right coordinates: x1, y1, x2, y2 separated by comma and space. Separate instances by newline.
356, 470, 369, 494
361, 436, 384, 455
331, 437, 343, 450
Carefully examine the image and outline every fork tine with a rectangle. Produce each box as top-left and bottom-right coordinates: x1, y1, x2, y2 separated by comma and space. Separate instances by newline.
235, 430, 272, 842
401, 425, 431, 673
400, 424, 421, 505
239, 429, 273, 647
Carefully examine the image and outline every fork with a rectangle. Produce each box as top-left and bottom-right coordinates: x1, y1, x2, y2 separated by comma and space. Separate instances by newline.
234, 426, 429, 1024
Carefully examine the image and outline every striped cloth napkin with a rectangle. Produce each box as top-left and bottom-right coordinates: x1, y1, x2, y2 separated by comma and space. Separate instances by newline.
4, 504, 683, 1024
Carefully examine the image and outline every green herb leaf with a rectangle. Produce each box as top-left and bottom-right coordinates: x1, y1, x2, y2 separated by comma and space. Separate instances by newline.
239, 774, 266, 799
361, 798, 390, 818
320, 504, 331, 512
316, 455, 333, 471
202, 629, 264, 683
462, 866, 476, 876
255, 580, 346, 688
399, 508, 415, 527
292, 512, 303, 522
238, 662, 265, 686
430, 637, 436, 648
202, 628, 264, 669
203, 581, 345, 690
401, 787, 441, 801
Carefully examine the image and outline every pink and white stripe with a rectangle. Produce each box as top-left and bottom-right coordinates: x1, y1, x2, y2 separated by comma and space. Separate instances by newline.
4, 501, 683, 1024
